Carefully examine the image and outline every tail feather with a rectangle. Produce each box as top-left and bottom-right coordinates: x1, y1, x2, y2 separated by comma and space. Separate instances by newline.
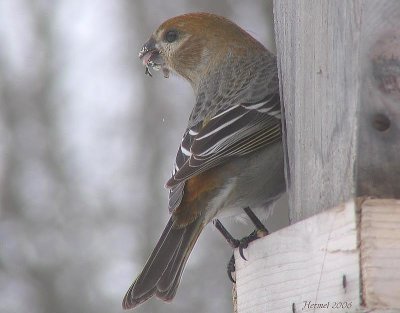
156, 217, 202, 295
156, 259, 186, 301
122, 215, 204, 309
156, 239, 183, 293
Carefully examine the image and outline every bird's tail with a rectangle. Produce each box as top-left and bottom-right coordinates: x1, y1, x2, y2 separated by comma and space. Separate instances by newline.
122, 214, 205, 310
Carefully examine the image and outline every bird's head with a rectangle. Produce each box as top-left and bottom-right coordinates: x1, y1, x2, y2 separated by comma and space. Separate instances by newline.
139, 12, 266, 90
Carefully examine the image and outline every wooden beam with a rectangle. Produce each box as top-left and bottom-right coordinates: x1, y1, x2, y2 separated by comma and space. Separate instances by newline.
234, 199, 400, 313
361, 199, 400, 307
274, 0, 400, 223
357, 4, 400, 198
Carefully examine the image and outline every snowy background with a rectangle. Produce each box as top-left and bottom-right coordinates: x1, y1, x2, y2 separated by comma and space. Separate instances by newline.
0, 1, 288, 312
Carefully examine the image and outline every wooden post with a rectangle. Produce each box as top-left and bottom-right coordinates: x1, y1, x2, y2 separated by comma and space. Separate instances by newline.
274, 0, 400, 223
234, 1, 400, 312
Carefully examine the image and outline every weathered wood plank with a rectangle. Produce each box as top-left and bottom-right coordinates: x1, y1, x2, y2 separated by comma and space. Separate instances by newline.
273, 0, 362, 222
234, 199, 400, 313
361, 199, 400, 307
274, 0, 400, 223
357, 4, 400, 198
235, 201, 360, 313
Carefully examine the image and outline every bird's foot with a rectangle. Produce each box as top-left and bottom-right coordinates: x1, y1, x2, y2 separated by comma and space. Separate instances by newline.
226, 228, 269, 283
214, 207, 269, 283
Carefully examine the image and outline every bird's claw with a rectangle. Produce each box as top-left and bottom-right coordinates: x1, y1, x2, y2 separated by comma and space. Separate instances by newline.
214, 208, 270, 284
227, 254, 236, 283
236, 230, 261, 261
227, 229, 269, 282
238, 244, 248, 261
145, 66, 153, 77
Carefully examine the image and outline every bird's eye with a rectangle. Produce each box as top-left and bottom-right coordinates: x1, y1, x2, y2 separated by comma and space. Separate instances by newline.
165, 30, 178, 43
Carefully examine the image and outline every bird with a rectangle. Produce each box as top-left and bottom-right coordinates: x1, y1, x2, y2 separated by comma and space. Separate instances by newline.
122, 12, 285, 310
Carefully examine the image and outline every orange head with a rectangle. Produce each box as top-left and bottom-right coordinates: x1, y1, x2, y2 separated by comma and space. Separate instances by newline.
139, 13, 267, 90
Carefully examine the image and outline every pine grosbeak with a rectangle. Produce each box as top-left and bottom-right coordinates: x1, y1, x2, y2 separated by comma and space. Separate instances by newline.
123, 12, 285, 309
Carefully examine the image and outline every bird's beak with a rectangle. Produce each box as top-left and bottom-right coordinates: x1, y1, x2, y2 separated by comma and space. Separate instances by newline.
139, 37, 169, 78
139, 37, 157, 65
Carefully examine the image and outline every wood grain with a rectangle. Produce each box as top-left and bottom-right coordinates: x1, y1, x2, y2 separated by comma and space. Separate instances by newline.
235, 201, 360, 313
361, 199, 400, 307
357, 4, 400, 198
234, 199, 400, 313
274, 0, 400, 223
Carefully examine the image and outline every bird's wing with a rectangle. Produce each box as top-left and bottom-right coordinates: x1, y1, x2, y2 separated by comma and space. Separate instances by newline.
167, 92, 281, 211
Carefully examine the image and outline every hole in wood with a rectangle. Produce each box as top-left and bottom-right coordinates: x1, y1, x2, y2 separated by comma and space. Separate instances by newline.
372, 113, 390, 131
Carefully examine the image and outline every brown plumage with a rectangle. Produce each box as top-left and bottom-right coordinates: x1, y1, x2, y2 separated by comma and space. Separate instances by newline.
123, 12, 285, 309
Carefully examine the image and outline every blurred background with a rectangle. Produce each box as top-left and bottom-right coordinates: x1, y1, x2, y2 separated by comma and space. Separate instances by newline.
0, 0, 288, 312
